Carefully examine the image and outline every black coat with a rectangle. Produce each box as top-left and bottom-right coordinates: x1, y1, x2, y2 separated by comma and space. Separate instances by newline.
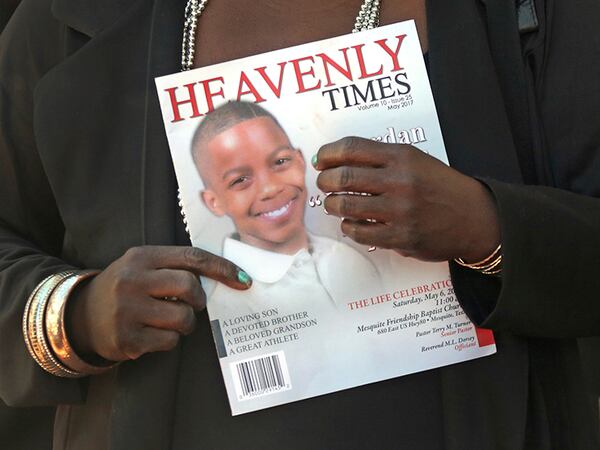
1, 0, 600, 449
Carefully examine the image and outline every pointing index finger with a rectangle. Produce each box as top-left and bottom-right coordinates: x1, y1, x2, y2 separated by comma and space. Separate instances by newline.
142, 246, 252, 290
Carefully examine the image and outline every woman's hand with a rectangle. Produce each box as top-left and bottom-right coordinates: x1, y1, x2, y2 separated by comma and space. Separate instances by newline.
314, 137, 500, 262
66, 246, 251, 362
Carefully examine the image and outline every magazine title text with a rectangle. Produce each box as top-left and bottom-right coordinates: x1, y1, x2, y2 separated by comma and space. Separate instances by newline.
164, 34, 409, 122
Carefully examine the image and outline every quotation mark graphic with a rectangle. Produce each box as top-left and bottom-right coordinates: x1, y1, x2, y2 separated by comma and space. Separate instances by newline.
308, 195, 323, 207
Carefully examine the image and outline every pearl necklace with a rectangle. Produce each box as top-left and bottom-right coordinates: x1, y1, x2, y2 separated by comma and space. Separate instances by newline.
181, 0, 382, 71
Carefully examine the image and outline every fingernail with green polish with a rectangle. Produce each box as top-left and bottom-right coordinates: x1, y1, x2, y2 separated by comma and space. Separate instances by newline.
311, 154, 318, 168
237, 270, 252, 286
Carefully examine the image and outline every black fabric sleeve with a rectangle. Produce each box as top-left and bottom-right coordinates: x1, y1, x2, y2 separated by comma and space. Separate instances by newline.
451, 179, 600, 339
0, 0, 85, 406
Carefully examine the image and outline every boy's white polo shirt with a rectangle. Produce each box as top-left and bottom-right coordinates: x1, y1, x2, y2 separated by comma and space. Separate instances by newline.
209, 234, 384, 391
221, 233, 380, 307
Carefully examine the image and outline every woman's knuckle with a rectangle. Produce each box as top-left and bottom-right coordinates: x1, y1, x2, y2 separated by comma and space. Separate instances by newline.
338, 167, 353, 190
340, 196, 355, 217
318, 142, 331, 156
217, 258, 234, 278
338, 197, 348, 216
174, 306, 193, 331
123, 246, 145, 263
183, 271, 198, 293
340, 136, 359, 152
182, 247, 202, 266
342, 137, 364, 159
122, 247, 137, 261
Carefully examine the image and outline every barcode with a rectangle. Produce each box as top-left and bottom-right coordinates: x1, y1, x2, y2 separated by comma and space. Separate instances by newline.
231, 351, 292, 401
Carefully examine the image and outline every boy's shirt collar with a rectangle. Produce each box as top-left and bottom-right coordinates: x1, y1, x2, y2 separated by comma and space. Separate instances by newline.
223, 237, 311, 283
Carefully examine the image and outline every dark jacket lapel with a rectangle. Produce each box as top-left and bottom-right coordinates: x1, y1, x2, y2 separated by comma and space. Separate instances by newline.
138, 0, 189, 247
36, 1, 186, 448
51, 0, 133, 37
34, 0, 150, 266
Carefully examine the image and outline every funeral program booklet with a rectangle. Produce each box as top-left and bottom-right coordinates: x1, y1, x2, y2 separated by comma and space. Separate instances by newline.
156, 20, 496, 416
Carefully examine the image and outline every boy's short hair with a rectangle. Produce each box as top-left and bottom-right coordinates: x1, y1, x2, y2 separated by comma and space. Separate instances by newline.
191, 101, 283, 168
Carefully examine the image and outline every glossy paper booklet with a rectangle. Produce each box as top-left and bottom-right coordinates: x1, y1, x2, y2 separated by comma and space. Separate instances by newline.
156, 20, 496, 415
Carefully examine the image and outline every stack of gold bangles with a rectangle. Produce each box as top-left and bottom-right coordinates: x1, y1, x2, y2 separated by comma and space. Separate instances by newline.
454, 244, 502, 275
22, 270, 115, 377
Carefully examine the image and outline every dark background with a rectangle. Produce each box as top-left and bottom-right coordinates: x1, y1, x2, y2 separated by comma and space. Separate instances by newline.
1, 0, 21, 31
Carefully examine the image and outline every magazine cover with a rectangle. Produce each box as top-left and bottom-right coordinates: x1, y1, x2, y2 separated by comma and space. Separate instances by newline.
156, 20, 496, 415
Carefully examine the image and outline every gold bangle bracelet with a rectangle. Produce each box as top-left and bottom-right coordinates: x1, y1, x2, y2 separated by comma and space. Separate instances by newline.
45, 270, 115, 375
23, 271, 81, 377
25, 272, 76, 375
22, 274, 55, 370
454, 244, 502, 275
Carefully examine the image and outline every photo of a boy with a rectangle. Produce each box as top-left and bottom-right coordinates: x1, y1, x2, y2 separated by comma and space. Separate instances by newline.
191, 101, 380, 307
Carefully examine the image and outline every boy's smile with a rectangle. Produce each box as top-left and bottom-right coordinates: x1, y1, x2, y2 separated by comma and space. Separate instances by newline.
198, 116, 308, 254
255, 197, 298, 221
